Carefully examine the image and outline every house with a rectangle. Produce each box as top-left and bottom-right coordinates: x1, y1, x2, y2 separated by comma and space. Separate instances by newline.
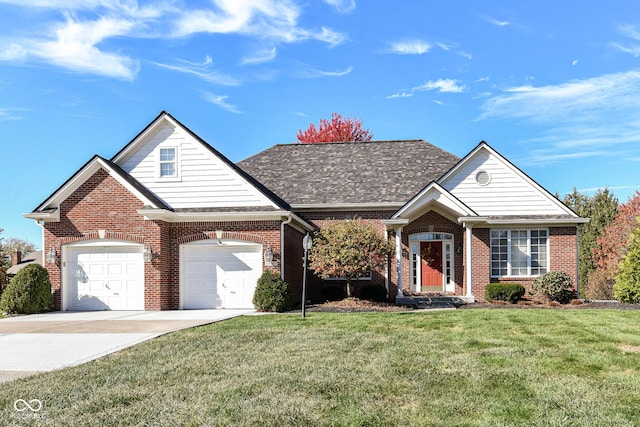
6, 251, 43, 280
25, 111, 587, 311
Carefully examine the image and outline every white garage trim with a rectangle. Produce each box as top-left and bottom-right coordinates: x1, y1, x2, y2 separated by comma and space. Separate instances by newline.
62, 240, 145, 311
180, 240, 262, 309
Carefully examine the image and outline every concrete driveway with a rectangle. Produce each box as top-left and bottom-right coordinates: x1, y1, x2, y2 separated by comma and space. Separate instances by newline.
0, 309, 253, 382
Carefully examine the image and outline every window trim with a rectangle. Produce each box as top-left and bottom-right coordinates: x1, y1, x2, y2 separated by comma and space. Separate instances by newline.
490, 228, 549, 278
156, 146, 180, 180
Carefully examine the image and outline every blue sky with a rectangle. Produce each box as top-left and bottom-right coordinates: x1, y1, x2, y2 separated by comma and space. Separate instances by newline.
2, 0, 640, 248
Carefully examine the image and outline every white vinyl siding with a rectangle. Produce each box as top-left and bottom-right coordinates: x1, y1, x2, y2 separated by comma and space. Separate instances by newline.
159, 147, 177, 178
119, 121, 277, 209
491, 229, 548, 277
441, 150, 569, 216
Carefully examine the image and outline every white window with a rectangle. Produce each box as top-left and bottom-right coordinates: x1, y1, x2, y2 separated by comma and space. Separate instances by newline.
158, 147, 177, 178
491, 229, 548, 277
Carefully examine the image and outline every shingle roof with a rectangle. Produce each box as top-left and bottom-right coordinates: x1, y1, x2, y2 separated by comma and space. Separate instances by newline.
237, 140, 460, 206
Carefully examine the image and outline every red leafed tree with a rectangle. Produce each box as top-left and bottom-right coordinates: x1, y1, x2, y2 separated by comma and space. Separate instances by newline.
587, 191, 640, 298
297, 113, 373, 143
592, 191, 640, 272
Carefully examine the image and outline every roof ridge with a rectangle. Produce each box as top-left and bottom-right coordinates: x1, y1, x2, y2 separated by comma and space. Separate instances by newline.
271, 139, 430, 147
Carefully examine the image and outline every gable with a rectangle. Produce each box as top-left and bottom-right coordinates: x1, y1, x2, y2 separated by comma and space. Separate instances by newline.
438, 143, 577, 218
112, 112, 281, 210
25, 156, 169, 222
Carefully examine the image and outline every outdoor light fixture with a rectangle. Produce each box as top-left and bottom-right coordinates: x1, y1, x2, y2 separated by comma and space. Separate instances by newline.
456, 243, 463, 254
46, 247, 57, 264
143, 244, 153, 263
264, 246, 274, 266
301, 233, 313, 319
215, 229, 223, 244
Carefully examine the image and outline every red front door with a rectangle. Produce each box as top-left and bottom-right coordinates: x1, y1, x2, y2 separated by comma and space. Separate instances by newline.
420, 241, 443, 291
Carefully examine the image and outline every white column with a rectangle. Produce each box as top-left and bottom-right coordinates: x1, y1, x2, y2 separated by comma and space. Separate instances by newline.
465, 223, 473, 298
395, 226, 403, 298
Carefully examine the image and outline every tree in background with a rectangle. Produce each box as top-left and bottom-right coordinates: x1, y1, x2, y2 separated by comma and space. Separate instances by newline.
0, 237, 37, 270
588, 191, 640, 299
308, 218, 393, 298
297, 113, 373, 143
614, 220, 640, 303
562, 188, 618, 298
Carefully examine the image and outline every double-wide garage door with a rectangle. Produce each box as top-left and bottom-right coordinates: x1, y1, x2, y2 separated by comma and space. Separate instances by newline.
64, 243, 144, 311
181, 242, 261, 309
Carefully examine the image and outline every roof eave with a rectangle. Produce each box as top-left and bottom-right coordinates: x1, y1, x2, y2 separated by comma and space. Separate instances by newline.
138, 208, 314, 230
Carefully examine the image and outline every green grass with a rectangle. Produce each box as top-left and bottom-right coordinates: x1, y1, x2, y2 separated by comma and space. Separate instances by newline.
3, 310, 640, 426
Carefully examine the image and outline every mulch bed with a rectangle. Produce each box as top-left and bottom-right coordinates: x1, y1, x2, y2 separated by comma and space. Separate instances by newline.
300, 297, 640, 313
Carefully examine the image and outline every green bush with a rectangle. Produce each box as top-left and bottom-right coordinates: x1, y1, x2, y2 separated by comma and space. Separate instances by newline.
531, 272, 575, 304
359, 285, 388, 302
0, 264, 53, 314
321, 285, 346, 302
614, 226, 640, 303
252, 271, 293, 312
484, 283, 525, 303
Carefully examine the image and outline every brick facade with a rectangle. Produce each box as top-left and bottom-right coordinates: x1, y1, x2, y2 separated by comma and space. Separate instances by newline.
42, 168, 580, 310
44, 168, 285, 310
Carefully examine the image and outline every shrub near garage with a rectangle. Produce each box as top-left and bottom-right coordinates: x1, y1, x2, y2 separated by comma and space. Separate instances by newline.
252, 271, 293, 312
531, 271, 575, 304
485, 283, 525, 303
0, 264, 53, 314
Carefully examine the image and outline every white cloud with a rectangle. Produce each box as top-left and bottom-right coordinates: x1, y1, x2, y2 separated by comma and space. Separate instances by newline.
299, 65, 353, 78
387, 78, 466, 99
240, 47, 277, 65
0, 43, 27, 61
322, 0, 355, 14
479, 69, 640, 164
483, 15, 510, 27
386, 91, 413, 99
478, 70, 640, 122
24, 14, 141, 80
172, 0, 346, 47
153, 57, 240, 86
414, 78, 466, 93
612, 24, 640, 57
202, 92, 243, 114
388, 39, 431, 55
0, 107, 23, 121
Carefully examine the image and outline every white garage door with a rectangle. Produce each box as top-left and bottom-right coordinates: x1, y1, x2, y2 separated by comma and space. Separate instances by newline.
181, 242, 262, 309
64, 244, 144, 311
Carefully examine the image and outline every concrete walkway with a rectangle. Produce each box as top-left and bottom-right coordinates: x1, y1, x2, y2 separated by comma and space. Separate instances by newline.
0, 310, 253, 383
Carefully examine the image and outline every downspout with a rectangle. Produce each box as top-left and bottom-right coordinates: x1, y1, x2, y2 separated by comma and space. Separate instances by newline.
280, 215, 293, 279
576, 224, 582, 299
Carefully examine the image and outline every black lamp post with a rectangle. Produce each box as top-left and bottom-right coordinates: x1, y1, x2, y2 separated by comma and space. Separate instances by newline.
302, 233, 313, 318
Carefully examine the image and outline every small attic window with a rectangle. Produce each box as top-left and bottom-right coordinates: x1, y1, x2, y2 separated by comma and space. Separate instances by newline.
159, 147, 177, 178
475, 170, 491, 186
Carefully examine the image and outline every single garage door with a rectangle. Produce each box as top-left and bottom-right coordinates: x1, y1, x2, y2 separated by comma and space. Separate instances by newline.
181, 242, 262, 309
64, 243, 144, 311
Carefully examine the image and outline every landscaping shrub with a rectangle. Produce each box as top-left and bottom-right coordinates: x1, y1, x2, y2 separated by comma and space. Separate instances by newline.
359, 284, 388, 302
484, 283, 525, 303
585, 269, 615, 300
0, 264, 53, 314
252, 271, 293, 312
531, 271, 575, 304
321, 285, 346, 302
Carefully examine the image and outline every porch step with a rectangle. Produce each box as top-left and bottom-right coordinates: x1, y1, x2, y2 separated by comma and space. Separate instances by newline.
396, 296, 467, 309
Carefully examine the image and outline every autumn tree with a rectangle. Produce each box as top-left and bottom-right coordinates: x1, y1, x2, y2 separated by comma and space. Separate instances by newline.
308, 218, 393, 298
588, 191, 640, 298
562, 188, 618, 297
297, 113, 373, 143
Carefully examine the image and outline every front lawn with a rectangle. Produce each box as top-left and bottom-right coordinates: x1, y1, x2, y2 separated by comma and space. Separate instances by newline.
2, 309, 640, 426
